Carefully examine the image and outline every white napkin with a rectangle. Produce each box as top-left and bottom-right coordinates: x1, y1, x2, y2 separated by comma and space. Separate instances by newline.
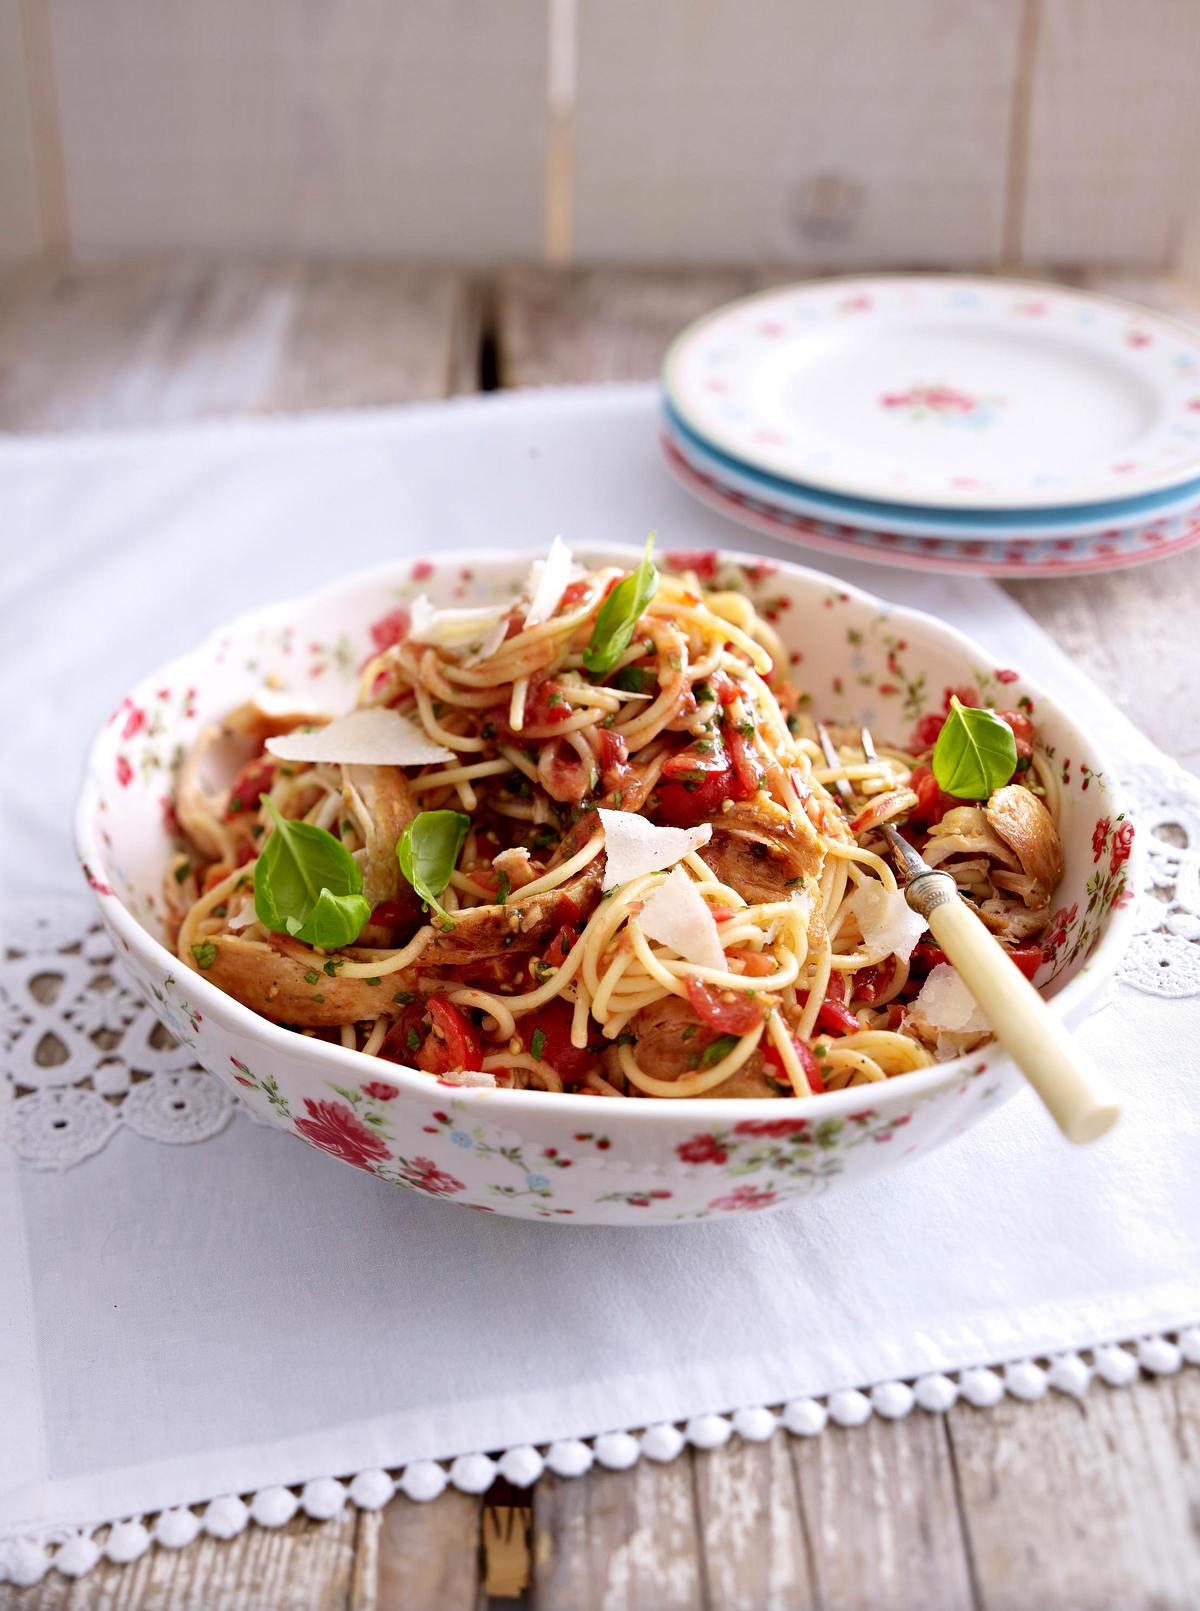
1, 386, 1197, 1568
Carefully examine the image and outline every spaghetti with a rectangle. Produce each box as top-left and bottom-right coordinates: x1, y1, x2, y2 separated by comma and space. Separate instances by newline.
168, 547, 1065, 1099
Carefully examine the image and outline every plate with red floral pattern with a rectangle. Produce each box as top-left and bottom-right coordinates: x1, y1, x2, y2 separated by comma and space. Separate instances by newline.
663, 276, 1200, 511
660, 432, 1200, 579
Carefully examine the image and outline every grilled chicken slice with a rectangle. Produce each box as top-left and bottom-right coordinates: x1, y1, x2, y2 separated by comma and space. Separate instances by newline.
422, 858, 603, 964
697, 799, 823, 906
185, 932, 422, 1026
985, 785, 1065, 907
341, 763, 417, 911
608, 995, 777, 1098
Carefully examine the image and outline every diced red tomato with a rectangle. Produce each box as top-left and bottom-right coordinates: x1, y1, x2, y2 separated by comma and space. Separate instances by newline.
542, 925, 576, 970
723, 719, 763, 801
1007, 944, 1044, 980
996, 709, 1035, 760
559, 578, 591, 609
909, 763, 960, 827
654, 768, 733, 826
762, 1033, 826, 1095
524, 672, 573, 727
599, 729, 631, 792
225, 757, 276, 819
684, 976, 763, 1034
912, 942, 1042, 982
521, 999, 595, 1085
851, 960, 895, 1006
802, 975, 860, 1035
370, 899, 408, 928
885, 1003, 907, 1031
727, 949, 775, 977
380, 997, 482, 1075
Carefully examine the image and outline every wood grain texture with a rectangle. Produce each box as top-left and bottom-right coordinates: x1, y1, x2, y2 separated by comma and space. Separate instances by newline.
571, 0, 1022, 265
691, 1434, 815, 1610
1, 1512, 358, 1611
1021, 0, 1200, 267
44, 0, 547, 259
530, 1457, 704, 1611
351, 1490, 482, 1611
949, 1372, 1200, 1611
0, 1, 42, 262
0, 258, 481, 430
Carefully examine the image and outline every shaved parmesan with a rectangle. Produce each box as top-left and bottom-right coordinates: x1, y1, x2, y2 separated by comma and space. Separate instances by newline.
265, 706, 454, 766
461, 612, 511, 668
598, 809, 712, 891
849, 881, 927, 962
910, 964, 987, 1033
639, 866, 726, 972
524, 535, 575, 629
408, 594, 508, 647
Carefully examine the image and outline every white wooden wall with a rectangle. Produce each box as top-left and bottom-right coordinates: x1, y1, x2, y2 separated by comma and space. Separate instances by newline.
3, 0, 1200, 268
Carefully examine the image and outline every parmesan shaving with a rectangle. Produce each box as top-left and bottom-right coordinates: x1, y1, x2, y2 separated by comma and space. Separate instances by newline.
910, 964, 987, 1033
461, 613, 511, 668
265, 706, 454, 766
638, 866, 726, 972
523, 535, 575, 628
848, 881, 927, 962
408, 594, 508, 647
598, 809, 713, 891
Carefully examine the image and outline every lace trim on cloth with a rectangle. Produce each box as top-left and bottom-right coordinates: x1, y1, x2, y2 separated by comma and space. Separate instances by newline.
1, 1330, 1197, 1585
4, 761, 1200, 1169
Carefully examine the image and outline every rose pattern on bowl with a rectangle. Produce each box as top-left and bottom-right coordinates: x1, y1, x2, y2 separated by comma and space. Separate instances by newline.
75, 546, 1137, 1224
880, 383, 1005, 430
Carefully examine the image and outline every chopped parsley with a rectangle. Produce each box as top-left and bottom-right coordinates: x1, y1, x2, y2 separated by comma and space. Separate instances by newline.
173, 861, 192, 884
393, 990, 416, 1005
495, 870, 511, 905
700, 1034, 739, 1067
190, 941, 218, 969
530, 1027, 547, 1061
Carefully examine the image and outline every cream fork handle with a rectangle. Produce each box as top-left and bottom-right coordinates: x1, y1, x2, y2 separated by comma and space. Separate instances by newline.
914, 876, 1120, 1145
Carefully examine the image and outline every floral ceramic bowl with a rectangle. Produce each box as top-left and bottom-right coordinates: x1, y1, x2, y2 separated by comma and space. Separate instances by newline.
75, 547, 1136, 1224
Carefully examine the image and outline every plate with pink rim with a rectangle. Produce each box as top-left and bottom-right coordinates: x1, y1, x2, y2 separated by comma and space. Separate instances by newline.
660, 432, 1200, 579
663, 275, 1200, 511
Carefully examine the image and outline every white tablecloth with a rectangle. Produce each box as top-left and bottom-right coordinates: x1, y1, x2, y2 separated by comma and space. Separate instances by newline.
2, 386, 1198, 1582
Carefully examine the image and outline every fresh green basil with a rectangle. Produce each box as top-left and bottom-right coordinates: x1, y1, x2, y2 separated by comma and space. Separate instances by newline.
253, 798, 371, 947
582, 536, 659, 676
700, 1033, 740, 1068
396, 810, 470, 923
931, 697, 1017, 800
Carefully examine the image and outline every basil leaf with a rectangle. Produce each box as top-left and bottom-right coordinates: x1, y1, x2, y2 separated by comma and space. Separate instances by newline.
701, 1033, 740, 1068
396, 810, 470, 923
253, 798, 371, 948
931, 698, 1017, 800
583, 536, 659, 676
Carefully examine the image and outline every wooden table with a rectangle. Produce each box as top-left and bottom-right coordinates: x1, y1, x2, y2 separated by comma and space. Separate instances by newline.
2, 258, 1197, 1611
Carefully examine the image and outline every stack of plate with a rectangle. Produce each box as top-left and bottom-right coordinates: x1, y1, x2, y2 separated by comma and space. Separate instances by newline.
660, 276, 1200, 577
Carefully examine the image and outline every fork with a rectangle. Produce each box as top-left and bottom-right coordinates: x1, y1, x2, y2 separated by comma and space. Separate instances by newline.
816, 723, 1118, 1144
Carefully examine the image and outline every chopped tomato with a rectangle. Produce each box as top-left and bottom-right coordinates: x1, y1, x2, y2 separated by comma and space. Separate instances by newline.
525, 672, 573, 727
727, 949, 775, 977
370, 899, 408, 928
225, 757, 276, 819
912, 942, 1042, 982
996, 709, 1035, 760
722, 718, 763, 801
684, 976, 764, 1034
909, 763, 963, 828
1007, 944, 1044, 980
851, 960, 895, 1006
762, 1033, 826, 1095
654, 768, 733, 827
202, 862, 233, 893
802, 976, 861, 1036
521, 1000, 595, 1085
599, 729, 631, 792
885, 1003, 907, 1031
381, 996, 482, 1075
559, 578, 591, 609
542, 925, 576, 970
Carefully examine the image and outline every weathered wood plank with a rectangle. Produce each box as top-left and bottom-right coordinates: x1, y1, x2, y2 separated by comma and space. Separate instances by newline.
530, 1456, 705, 1611
948, 1372, 1200, 1610
351, 1489, 483, 1611
691, 1434, 816, 1611
789, 1417, 976, 1611
0, 258, 481, 430
0, 1511, 358, 1611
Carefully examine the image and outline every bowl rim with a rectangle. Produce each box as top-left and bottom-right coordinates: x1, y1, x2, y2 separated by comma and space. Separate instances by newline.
74, 541, 1139, 1128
